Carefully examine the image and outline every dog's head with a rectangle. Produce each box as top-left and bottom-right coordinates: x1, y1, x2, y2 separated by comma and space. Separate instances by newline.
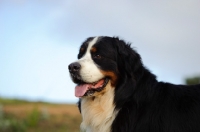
68, 36, 142, 98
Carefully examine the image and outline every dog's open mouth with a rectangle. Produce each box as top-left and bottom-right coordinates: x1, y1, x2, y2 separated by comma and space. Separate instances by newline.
75, 78, 109, 97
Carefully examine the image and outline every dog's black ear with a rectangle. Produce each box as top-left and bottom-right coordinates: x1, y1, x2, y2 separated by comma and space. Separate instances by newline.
113, 37, 142, 80
112, 37, 143, 108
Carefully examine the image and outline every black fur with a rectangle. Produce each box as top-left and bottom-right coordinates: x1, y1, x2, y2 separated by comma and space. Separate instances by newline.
77, 36, 200, 132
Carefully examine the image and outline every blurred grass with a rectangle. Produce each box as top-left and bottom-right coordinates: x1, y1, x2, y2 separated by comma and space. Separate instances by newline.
0, 98, 81, 132
0, 98, 30, 104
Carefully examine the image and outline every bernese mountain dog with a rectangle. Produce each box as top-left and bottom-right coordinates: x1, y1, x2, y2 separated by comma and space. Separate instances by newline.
68, 36, 200, 132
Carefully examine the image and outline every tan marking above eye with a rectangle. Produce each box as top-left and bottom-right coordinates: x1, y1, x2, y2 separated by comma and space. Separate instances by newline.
80, 47, 84, 52
91, 47, 97, 53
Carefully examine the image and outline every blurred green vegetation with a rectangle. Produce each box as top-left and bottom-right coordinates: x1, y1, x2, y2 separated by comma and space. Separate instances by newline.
26, 108, 41, 128
0, 98, 29, 104
0, 111, 26, 132
0, 98, 81, 132
185, 76, 200, 85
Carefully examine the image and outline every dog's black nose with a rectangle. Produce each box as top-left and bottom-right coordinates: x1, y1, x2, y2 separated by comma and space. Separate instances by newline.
68, 62, 81, 73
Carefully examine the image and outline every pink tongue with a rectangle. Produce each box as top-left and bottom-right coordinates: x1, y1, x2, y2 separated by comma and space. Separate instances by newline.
75, 84, 91, 97
75, 79, 105, 97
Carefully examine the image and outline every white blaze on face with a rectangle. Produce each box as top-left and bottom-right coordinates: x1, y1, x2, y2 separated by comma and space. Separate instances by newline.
78, 37, 104, 83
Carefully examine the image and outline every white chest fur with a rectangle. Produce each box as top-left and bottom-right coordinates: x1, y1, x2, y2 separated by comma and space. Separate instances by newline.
80, 85, 117, 132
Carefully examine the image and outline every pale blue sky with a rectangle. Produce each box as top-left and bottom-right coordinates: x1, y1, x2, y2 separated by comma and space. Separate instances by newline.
0, 0, 200, 103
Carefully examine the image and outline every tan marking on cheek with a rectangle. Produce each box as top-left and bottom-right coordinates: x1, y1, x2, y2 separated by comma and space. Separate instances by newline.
100, 70, 118, 87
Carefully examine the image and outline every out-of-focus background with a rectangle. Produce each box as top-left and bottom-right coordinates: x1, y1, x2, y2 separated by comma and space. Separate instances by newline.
0, 0, 200, 131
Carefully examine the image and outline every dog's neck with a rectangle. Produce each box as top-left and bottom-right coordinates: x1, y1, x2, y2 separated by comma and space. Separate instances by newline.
80, 82, 118, 132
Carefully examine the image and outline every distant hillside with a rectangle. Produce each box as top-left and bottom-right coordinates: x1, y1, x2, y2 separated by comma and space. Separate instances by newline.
0, 97, 81, 132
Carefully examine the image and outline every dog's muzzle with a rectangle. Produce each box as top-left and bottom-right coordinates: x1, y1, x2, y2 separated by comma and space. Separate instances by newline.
68, 62, 81, 74
68, 62, 82, 83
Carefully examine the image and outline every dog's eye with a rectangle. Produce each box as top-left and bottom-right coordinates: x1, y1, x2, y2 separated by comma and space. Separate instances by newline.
93, 54, 102, 59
